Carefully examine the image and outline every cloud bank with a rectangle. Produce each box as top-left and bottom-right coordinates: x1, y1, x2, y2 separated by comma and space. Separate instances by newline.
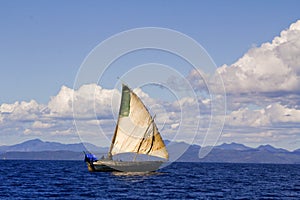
0, 84, 209, 147
1, 20, 300, 150
186, 20, 300, 149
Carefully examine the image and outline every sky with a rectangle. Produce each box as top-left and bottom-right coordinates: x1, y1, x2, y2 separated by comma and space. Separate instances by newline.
0, 1, 300, 151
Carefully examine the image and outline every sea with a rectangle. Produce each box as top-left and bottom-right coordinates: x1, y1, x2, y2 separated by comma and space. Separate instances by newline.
0, 161, 299, 199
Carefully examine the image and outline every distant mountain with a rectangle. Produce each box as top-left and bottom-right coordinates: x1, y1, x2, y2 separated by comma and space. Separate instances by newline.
172, 142, 300, 164
1, 151, 84, 160
214, 142, 252, 151
0, 139, 107, 153
198, 148, 300, 164
256, 144, 289, 153
1, 139, 300, 164
166, 141, 201, 162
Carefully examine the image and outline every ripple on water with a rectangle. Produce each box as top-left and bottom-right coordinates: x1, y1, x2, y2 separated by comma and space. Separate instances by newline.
0, 161, 299, 199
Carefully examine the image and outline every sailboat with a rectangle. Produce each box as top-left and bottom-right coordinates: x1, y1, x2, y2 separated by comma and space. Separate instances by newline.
84, 84, 169, 172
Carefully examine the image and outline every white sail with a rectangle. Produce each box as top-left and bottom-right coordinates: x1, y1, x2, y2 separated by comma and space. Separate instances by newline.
109, 85, 168, 160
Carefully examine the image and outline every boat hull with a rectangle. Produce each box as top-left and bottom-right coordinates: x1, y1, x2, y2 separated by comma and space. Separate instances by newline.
86, 160, 164, 172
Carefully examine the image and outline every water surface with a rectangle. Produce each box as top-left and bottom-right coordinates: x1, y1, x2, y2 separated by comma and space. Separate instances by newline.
0, 161, 299, 199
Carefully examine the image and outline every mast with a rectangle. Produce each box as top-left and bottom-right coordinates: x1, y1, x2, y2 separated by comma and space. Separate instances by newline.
107, 84, 128, 159
107, 124, 118, 160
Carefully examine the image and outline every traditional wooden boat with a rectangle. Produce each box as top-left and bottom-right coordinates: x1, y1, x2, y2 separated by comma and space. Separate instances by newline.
84, 84, 168, 172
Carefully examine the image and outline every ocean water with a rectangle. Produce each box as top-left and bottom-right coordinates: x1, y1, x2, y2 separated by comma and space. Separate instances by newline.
0, 161, 299, 199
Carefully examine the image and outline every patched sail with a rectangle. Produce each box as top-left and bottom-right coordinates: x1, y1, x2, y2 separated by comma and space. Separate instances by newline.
109, 84, 168, 160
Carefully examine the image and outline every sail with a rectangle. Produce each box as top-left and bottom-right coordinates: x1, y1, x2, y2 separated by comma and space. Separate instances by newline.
109, 85, 168, 160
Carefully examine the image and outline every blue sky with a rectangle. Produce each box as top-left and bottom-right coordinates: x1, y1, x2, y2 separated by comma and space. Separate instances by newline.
1, 0, 299, 103
1, 1, 300, 150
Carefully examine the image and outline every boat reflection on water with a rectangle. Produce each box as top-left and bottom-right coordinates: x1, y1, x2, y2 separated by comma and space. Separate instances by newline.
111, 171, 163, 177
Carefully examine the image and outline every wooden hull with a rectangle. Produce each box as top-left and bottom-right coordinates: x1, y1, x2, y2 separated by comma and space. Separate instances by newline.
86, 160, 163, 172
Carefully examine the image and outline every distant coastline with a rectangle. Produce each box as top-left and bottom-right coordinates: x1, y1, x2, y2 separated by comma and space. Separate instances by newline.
1, 139, 299, 164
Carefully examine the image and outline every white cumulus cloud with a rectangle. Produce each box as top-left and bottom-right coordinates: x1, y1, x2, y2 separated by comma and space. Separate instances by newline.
226, 102, 300, 127
0, 100, 45, 122
49, 84, 120, 119
216, 20, 300, 94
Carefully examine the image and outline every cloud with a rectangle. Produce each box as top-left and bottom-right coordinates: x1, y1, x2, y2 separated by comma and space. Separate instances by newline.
187, 20, 300, 103
265, 103, 300, 124
49, 84, 120, 119
47, 86, 74, 118
32, 121, 54, 129
222, 102, 300, 150
0, 84, 121, 144
226, 107, 269, 127
226, 102, 300, 127
0, 100, 45, 122
216, 20, 300, 94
